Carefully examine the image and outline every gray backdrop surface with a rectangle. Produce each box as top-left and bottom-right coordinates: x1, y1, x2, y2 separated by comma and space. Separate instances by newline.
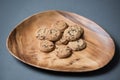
0, 0, 120, 80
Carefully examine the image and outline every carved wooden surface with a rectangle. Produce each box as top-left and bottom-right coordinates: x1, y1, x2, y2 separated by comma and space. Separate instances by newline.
7, 10, 115, 72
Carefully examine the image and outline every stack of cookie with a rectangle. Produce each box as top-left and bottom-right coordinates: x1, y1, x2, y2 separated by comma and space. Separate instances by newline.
36, 20, 86, 59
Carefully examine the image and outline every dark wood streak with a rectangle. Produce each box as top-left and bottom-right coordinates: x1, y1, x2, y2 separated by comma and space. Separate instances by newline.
67, 58, 81, 66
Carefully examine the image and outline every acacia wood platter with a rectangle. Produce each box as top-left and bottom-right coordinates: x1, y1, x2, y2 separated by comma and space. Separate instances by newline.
7, 10, 115, 72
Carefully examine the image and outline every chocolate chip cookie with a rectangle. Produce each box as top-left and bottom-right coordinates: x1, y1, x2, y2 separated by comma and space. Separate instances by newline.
55, 45, 72, 58
36, 27, 48, 40
68, 39, 86, 51
71, 24, 84, 34
46, 28, 62, 41
39, 40, 55, 52
52, 20, 68, 32
55, 36, 68, 45
64, 26, 81, 41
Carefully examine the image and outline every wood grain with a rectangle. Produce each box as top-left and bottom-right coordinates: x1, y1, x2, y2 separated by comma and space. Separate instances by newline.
7, 10, 115, 72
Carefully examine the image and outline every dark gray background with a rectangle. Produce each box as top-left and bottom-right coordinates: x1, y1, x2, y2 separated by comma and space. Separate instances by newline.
0, 0, 120, 80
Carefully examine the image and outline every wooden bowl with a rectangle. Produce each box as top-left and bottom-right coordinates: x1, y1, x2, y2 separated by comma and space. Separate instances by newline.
7, 10, 115, 72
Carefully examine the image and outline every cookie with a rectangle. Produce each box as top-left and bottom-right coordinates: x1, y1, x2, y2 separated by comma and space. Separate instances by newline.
36, 27, 48, 40
63, 26, 81, 41
56, 36, 68, 45
71, 24, 84, 34
46, 28, 62, 41
55, 45, 72, 58
52, 20, 68, 32
68, 39, 86, 51
39, 40, 55, 52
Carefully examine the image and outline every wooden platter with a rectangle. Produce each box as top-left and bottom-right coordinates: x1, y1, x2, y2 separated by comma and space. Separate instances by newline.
7, 10, 115, 72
